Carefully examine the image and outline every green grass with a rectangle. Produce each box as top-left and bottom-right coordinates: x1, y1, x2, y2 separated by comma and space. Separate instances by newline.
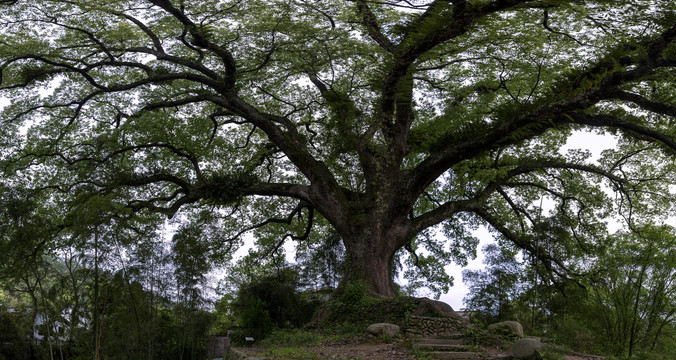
259, 329, 326, 347
263, 346, 319, 359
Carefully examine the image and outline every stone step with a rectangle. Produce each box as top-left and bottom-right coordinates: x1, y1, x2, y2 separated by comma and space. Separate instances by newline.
413, 343, 470, 352
426, 351, 482, 359
413, 337, 465, 345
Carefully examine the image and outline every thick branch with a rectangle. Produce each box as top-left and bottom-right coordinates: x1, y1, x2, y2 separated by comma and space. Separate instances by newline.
573, 113, 676, 152
406, 21, 676, 199
379, 0, 530, 153
408, 198, 481, 237
609, 90, 676, 118
354, 0, 399, 54
147, 0, 237, 88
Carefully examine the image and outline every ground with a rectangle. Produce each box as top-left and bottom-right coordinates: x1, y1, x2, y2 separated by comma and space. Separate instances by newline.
232, 336, 609, 360
234, 336, 416, 360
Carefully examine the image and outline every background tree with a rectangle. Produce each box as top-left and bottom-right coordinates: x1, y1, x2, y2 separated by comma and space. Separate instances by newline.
1, 0, 675, 300
461, 224, 676, 359
232, 266, 317, 332
462, 243, 523, 324
587, 225, 676, 358
295, 229, 345, 291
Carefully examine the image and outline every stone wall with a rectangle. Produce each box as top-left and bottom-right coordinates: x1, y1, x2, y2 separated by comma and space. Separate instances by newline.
207, 336, 230, 358
405, 315, 468, 338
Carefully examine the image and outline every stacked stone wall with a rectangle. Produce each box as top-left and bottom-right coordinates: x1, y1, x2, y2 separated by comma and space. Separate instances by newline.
405, 315, 468, 338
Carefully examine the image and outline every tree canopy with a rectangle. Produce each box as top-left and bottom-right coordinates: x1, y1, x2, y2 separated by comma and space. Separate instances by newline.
1, 0, 675, 298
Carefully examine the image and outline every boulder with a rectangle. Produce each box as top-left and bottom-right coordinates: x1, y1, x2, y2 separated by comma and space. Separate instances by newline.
367, 323, 401, 337
511, 338, 544, 359
488, 320, 524, 338
411, 297, 465, 321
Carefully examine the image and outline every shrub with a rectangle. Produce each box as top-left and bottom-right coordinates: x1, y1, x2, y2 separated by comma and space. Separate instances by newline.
240, 297, 273, 341
233, 267, 319, 335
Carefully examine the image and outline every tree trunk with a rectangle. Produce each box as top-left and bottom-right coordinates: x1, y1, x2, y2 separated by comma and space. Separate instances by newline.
343, 244, 396, 298
338, 220, 408, 298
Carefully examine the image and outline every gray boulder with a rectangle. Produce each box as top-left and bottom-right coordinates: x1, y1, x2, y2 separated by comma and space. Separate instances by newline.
488, 320, 524, 338
511, 338, 544, 359
367, 323, 401, 337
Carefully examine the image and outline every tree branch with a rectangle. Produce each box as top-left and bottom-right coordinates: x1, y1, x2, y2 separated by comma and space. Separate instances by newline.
608, 90, 676, 118
405, 21, 676, 199
147, 0, 238, 88
573, 113, 676, 152
353, 0, 399, 54
473, 207, 582, 284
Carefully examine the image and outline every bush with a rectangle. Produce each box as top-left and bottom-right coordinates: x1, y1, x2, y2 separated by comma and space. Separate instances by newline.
232, 267, 320, 337
464, 327, 494, 346
320, 281, 420, 333
329, 281, 379, 322
240, 297, 273, 341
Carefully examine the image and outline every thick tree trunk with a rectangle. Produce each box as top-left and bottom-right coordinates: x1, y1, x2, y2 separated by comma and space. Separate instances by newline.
343, 243, 397, 298
338, 220, 409, 298
319, 166, 413, 299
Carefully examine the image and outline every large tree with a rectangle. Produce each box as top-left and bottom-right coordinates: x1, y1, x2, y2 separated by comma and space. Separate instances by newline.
1, 0, 675, 298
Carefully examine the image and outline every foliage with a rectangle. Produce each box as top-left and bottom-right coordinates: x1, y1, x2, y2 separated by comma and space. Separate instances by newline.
259, 329, 325, 347
463, 327, 494, 347
462, 224, 675, 359
584, 225, 676, 358
0, 306, 30, 360
263, 346, 319, 360
462, 243, 523, 324
322, 281, 419, 332
539, 345, 566, 360
0, 0, 673, 301
233, 267, 319, 334
0, 248, 214, 360
327, 281, 381, 324
211, 292, 236, 336
237, 297, 274, 342
295, 229, 346, 290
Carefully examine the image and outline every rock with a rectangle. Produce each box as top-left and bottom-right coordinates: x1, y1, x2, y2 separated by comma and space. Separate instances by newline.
488, 320, 524, 338
367, 323, 401, 337
412, 297, 465, 320
511, 338, 544, 359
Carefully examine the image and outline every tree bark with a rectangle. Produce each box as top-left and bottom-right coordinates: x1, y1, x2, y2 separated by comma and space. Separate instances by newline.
343, 242, 397, 298
337, 215, 409, 298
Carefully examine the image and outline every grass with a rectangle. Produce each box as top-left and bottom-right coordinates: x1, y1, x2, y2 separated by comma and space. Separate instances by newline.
263, 346, 320, 359
260, 329, 326, 347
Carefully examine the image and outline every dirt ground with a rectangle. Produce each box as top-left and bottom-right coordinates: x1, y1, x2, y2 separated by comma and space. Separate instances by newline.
234, 338, 608, 360
235, 338, 417, 359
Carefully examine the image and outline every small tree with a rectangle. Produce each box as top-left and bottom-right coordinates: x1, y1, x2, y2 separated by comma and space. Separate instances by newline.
238, 297, 273, 341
